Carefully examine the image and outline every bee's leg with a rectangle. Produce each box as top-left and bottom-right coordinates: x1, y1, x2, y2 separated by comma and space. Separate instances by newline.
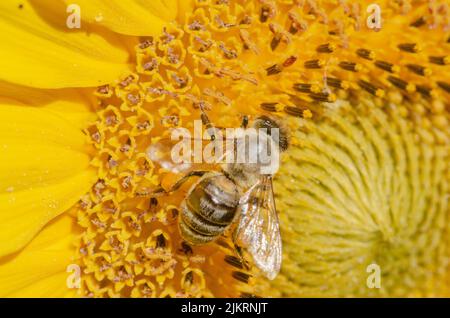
152, 170, 208, 196
241, 115, 249, 128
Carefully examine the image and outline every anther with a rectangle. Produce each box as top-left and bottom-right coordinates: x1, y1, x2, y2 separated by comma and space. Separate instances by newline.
224, 255, 244, 269
304, 59, 324, 69
260, 1, 277, 23
406, 64, 432, 76
429, 56, 449, 65
316, 43, 336, 53
374, 60, 399, 73
293, 83, 320, 93
185, 271, 194, 284
219, 43, 238, 59
239, 29, 259, 54
410, 16, 426, 27
143, 58, 158, 71
266, 56, 297, 75
416, 85, 433, 98
358, 80, 385, 97
398, 43, 420, 53
194, 36, 213, 52
356, 48, 375, 60
232, 271, 251, 284
288, 11, 307, 34
339, 61, 361, 72
127, 93, 140, 105
119, 75, 135, 88
269, 23, 290, 51
139, 38, 153, 49
326, 77, 349, 89
284, 106, 313, 118
171, 74, 188, 88
156, 234, 166, 248
437, 81, 450, 93
188, 20, 205, 31
97, 85, 110, 95
179, 242, 193, 256
387, 76, 415, 92
309, 92, 336, 102
161, 27, 175, 44
260, 102, 280, 112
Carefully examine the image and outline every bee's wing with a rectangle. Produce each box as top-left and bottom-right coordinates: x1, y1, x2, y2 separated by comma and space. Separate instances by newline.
234, 175, 282, 280
148, 134, 238, 173
147, 137, 196, 173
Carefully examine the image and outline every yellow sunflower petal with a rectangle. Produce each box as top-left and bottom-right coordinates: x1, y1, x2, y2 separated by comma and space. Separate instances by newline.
0, 81, 96, 130
61, 0, 177, 36
0, 214, 79, 297
0, 1, 129, 88
0, 104, 96, 257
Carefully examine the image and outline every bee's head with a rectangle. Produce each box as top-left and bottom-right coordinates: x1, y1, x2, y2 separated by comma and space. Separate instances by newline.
253, 115, 289, 152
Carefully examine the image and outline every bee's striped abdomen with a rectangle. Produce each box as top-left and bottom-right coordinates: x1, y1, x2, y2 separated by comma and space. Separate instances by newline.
179, 174, 239, 245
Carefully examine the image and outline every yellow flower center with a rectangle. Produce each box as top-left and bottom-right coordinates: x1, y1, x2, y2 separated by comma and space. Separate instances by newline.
74, 0, 449, 297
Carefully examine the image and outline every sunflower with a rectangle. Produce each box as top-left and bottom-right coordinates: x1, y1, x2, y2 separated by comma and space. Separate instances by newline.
0, 0, 448, 298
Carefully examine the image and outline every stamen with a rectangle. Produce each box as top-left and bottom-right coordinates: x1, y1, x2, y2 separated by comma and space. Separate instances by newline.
304, 59, 324, 69
406, 64, 432, 76
374, 60, 399, 73
437, 81, 450, 93
398, 43, 420, 53
293, 83, 321, 93
339, 61, 361, 72
358, 79, 385, 97
410, 16, 426, 27
288, 11, 307, 34
309, 92, 337, 102
224, 255, 245, 269
316, 43, 336, 53
284, 105, 313, 118
326, 77, 349, 89
416, 84, 433, 98
260, 102, 281, 112
387, 76, 416, 92
232, 271, 251, 284
356, 48, 375, 60
429, 56, 450, 65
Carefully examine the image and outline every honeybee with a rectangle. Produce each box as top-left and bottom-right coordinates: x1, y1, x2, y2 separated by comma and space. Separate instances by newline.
146, 113, 289, 280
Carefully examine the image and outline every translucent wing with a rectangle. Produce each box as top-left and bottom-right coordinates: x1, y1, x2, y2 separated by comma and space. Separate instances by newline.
234, 176, 282, 280
147, 137, 194, 173
147, 133, 240, 174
